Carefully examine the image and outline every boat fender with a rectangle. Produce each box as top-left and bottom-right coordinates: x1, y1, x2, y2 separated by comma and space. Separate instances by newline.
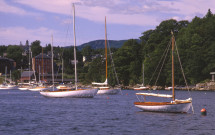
201, 108, 207, 116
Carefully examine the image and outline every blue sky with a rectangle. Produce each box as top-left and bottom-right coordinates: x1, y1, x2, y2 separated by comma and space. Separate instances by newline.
0, 0, 214, 46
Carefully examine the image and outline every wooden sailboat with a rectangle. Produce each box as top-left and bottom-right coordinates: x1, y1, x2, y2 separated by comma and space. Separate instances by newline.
134, 64, 149, 90
134, 32, 192, 113
92, 17, 120, 95
40, 4, 98, 98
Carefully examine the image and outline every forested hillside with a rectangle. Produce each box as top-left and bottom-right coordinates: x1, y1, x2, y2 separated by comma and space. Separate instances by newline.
112, 9, 215, 86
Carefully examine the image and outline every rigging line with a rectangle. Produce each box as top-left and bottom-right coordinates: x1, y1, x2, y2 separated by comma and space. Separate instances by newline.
154, 40, 171, 86
175, 41, 194, 114
148, 39, 172, 86
107, 40, 119, 85
107, 36, 122, 95
175, 42, 191, 95
53, 13, 71, 82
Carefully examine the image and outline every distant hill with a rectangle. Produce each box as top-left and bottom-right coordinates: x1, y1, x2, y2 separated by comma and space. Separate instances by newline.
64, 39, 140, 50
77, 40, 127, 50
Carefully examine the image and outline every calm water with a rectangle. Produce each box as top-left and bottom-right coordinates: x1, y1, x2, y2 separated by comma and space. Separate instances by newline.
0, 89, 214, 135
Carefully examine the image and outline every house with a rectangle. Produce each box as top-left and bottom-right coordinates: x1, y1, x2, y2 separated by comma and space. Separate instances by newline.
0, 56, 16, 75
32, 53, 52, 74
20, 71, 35, 82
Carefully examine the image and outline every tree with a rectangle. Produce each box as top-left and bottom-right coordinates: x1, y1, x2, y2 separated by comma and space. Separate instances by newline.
0, 45, 7, 56
6, 45, 22, 69
81, 45, 93, 62
114, 39, 142, 86
31, 40, 42, 57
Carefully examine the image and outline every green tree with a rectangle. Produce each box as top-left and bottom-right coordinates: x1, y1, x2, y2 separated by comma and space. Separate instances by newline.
6, 45, 22, 69
114, 39, 142, 86
81, 45, 93, 62
31, 40, 42, 57
0, 45, 7, 57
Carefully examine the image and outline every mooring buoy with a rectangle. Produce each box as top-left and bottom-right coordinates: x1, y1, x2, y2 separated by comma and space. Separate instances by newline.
201, 108, 207, 115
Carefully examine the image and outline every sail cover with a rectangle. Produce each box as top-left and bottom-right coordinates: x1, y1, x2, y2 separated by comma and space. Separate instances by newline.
92, 79, 108, 85
136, 92, 173, 98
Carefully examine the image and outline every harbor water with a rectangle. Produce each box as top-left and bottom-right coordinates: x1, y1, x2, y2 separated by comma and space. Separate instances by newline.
0, 89, 214, 135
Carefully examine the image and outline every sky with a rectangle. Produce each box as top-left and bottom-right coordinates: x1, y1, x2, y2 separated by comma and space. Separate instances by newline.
0, 0, 215, 46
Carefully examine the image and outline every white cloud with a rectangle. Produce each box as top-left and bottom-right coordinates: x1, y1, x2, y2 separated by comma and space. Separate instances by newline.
2, 0, 214, 26
157, 0, 215, 21
0, 26, 84, 46
0, 0, 39, 16
0, 0, 27, 15
0, 26, 56, 45
1, 0, 215, 46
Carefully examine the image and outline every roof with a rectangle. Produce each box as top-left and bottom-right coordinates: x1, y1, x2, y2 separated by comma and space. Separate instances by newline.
21, 71, 34, 77
210, 72, 215, 75
0, 56, 15, 62
35, 53, 51, 59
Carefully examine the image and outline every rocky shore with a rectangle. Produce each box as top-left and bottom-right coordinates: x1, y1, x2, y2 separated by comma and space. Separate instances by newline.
122, 82, 215, 91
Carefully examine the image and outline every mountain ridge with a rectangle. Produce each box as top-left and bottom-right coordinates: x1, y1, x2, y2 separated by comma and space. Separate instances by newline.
64, 39, 140, 50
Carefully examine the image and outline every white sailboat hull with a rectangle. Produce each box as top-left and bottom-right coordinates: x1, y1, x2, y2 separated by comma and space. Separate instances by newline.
40, 88, 98, 98
29, 87, 48, 91
97, 88, 120, 95
134, 101, 191, 113
0, 85, 18, 90
18, 87, 29, 90
134, 86, 149, 90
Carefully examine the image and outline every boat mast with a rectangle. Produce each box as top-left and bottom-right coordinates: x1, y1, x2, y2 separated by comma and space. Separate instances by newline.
42, 47, 44, 81
105, 16, 108, 81
29, 46, 31, 84
142, 63, 144, 86
171, 31, 175, 101
10, 70, 11, 83
73, 4, 77, 90
62, 59, 64, 83
39, 65, 40, 83
51, 35, 54, 90
5, 66, 7, 83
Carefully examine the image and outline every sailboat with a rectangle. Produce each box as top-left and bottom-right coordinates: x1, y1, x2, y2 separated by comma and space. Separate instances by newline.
40, 4, 98, 98
92, 17, 120, 95
18, 67, 29, 90
56, 59, 72, 90
0, 67, 18, 90
134, 64, 149, 90
28, 65, 47, 91
18, 46, 36, 90
134, 32, 192, 113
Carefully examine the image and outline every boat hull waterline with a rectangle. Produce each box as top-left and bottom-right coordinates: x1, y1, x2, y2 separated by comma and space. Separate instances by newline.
0, 85, 18, 90
134, 101, 191, 113
40, 88, 99, 98
18, 87, 29, 90
134, 87, 149, 90
29, 87, 48, 91
97, 88, 120, 95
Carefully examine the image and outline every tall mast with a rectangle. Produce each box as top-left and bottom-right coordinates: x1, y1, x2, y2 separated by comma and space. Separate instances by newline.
42, 47, 44, 81
29, 46, 31, 84
142, 63, 144, 86
5, 66, 7, 83
39, 65, 40, 83
62, 59, 64, 83
73, 3, 77, 90
105, 16, 108, 80
51, 35, 54, 90
10, 70, 11, 83
171, 31, 175, 101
